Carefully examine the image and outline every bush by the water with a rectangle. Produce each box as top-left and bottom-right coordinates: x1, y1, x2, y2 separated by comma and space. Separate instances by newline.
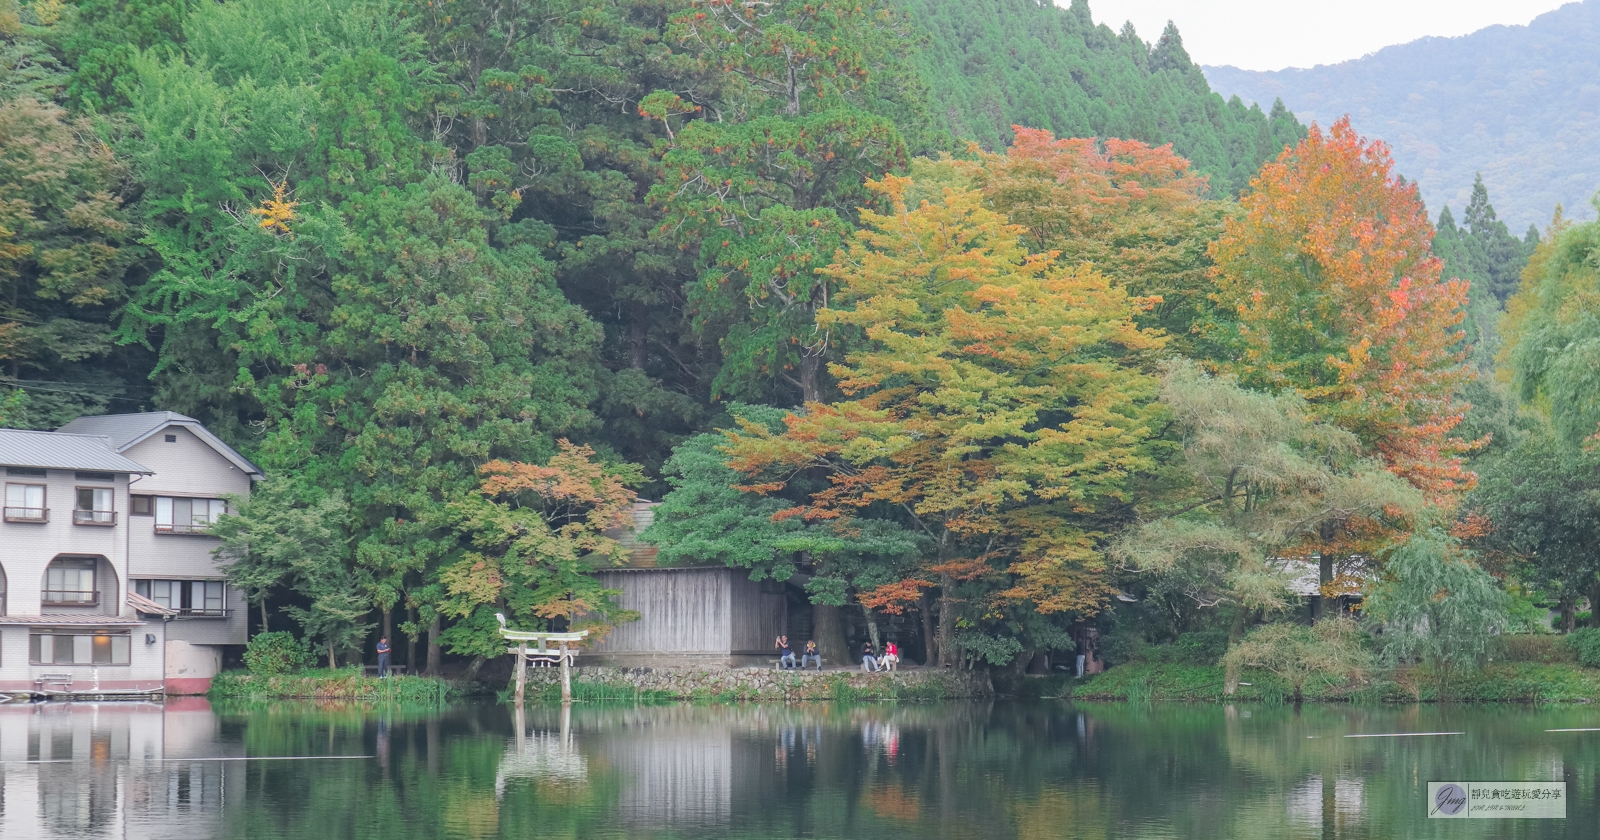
1499, 634, 1576, 665
1565, 628, 1600, 668
243, 632, 315, 675
211, 667, 455, 702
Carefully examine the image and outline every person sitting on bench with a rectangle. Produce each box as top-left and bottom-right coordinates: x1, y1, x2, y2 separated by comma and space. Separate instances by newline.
800, 640, 822, 670
861, 641, 880, 672
776, 635, 797, 669
881, 640, 899, 671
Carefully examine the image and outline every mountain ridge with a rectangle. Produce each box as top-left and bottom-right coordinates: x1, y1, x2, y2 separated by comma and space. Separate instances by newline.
1201, 0, 1600, 229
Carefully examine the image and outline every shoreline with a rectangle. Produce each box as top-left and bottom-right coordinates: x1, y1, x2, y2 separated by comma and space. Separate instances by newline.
1037, 661, 1600, 704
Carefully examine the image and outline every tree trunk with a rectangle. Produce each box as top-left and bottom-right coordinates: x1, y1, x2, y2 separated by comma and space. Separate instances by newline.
1223, 606, 1251, 696
1313, 553, 1334, 621
629, 307, 648, 370
426, 615, 442, 676
861, 603, 881, 652
798, 352, 823, 404
1561, 597, 1577, 634
938, 574, 956, 667
813, 603, 849, 666
258, 599, 268, 639
382, 607, 392, 647
462, 654, 487, 685
918, 592, 939, 666
1589, 581, 1600, 629
407, 605, 418, 670
328, 638, 337, 669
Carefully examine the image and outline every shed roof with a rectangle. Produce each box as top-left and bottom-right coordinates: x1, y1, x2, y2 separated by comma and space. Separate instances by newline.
58, 411, 263, 480
0, 429, 153, 474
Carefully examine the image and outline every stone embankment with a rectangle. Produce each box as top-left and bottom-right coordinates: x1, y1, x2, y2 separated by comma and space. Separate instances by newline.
523, 665, 991, 702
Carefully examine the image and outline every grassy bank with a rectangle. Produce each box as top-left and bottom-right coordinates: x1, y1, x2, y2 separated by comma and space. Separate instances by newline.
210, 668, 457, 702
1040, 661, 1600, 704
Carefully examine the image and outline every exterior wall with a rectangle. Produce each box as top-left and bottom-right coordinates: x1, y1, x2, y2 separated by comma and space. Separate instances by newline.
161, 584, 248, 644
589, 568, 734, 656
163, 638, 221, 695
0, 469, 129, 617
0, 622, 165, 693
125, 425, 252, 583
727, 575, 786, 655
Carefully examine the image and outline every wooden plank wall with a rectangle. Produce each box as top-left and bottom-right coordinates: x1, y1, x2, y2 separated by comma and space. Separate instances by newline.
728, 574, 787, 655
590, 568, 731, 653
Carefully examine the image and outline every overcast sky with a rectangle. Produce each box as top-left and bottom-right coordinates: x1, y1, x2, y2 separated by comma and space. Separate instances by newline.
1082, 0, 1574, 70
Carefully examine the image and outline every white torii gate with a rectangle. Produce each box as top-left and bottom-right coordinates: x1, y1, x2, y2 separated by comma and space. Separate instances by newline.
496, 613, 588, 705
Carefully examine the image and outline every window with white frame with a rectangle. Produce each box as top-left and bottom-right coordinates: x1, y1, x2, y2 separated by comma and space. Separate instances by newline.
73, 486, 115, 525
29, 631, 130, 665
135, 580, 226, 616
4, 483, 46, 522
154, 497, 227, 534
43, 558, 98, 605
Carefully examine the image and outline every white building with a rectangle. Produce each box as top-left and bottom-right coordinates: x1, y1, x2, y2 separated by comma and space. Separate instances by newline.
0, 412, 261, 695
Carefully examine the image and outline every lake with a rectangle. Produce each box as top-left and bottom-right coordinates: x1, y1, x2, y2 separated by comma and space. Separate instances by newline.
4, 697, 1600, 838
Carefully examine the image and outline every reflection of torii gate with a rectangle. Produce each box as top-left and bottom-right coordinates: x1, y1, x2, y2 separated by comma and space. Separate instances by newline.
496, 613, 588, 705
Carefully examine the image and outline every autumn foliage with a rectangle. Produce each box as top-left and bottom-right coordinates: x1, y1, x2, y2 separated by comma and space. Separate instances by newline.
1209, 117, 1474, 498
723, 173, 1166, 643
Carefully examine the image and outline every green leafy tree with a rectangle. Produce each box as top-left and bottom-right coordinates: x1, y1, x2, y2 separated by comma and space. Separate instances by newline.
1113, 360, 1420, 693
1222, 618, 1370, 703
1363, 523, 1509, 694
0, 95, 134, 427
1501, 212, 1600, 447
1466, 430, 1600, 631
440, 441, 643, 669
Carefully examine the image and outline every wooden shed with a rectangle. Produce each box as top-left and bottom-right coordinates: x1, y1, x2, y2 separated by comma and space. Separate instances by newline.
586, 566, 788, 667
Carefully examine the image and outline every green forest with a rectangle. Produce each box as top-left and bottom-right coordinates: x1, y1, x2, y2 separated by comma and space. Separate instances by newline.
3, 0, 1596, 684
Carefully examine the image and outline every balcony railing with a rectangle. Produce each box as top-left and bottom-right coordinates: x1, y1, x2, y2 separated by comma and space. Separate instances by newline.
72, 509, 116, 526
175, 607, 231, 618
41, 590, 100, 606
155, 522, 212, 535
2, 506, 48, 523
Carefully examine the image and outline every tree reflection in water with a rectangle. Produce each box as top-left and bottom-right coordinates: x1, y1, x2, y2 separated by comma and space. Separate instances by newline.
0, 699, 1592, 838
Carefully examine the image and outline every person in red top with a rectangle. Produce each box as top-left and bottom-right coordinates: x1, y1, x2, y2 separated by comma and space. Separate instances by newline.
882, 641, 900, 671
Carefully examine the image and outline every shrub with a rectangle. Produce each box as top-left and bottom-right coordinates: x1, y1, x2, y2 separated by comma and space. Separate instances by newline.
1566, 628, 1600, 668
1500, 634, 1576, 665
1098, 632, 1145, 665
244, 631, 314, 676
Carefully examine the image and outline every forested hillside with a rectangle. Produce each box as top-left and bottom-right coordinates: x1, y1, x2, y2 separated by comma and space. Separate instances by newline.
1204, 0, 1600, 230
8, 0, 1588, 684
907, 0, 1304, 195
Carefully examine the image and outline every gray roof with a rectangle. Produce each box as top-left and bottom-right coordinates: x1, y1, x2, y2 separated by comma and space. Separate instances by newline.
58, 411, 263, 480
0, 429, 152, 474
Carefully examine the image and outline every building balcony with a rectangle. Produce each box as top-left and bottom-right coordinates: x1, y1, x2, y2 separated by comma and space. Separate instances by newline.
72, 509, 117, 526
41, 591, 100, 607
2, 506, 48, 523
154, 522, 213, 535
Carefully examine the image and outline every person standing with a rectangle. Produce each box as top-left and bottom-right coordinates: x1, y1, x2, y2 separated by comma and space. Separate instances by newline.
376, 637, 392, 678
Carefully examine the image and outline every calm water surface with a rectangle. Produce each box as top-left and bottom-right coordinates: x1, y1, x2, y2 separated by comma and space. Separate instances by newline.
7, 698, 1600, 838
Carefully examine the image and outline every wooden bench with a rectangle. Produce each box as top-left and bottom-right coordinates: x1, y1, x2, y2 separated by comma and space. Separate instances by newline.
362, 664, 410, 677
34, 674, 72, 691
774, 657, 823, 671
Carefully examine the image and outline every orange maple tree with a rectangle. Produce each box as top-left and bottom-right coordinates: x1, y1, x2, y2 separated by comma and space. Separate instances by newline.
1208, 116, 1474, 499
943, 127, 1224, 348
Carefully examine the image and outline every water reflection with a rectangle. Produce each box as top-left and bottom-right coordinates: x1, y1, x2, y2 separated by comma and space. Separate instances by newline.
2, 699, 1600, 838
